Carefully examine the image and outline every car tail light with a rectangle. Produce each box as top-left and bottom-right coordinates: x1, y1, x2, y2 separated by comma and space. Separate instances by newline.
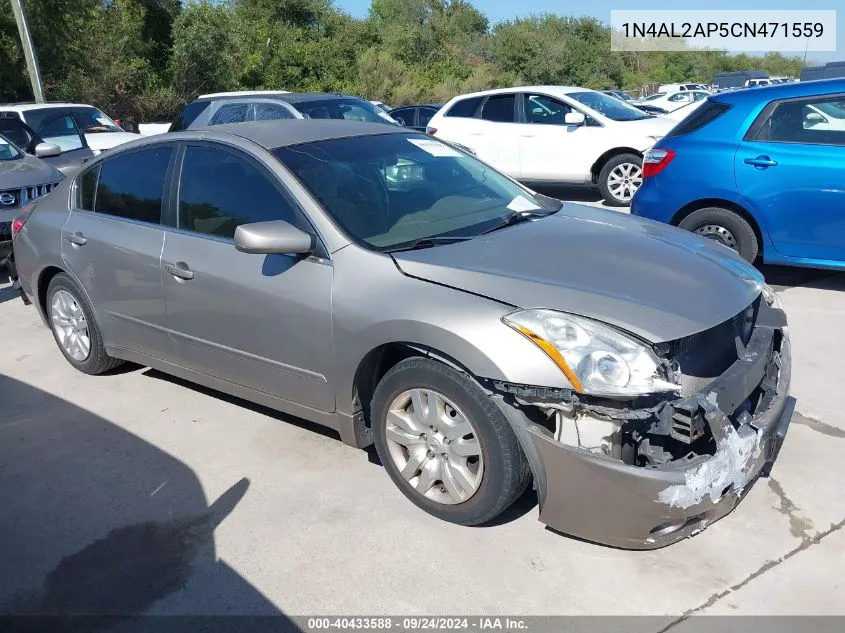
642, 148, 676, 178
11, 203, 35, 239
425, 127, 437, 136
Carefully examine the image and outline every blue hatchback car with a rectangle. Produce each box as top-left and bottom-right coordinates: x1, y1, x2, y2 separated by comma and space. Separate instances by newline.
631, 79, 845, 268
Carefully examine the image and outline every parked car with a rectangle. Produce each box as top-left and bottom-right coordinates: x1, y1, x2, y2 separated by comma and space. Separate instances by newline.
633, 90, 711, 112
713, 71, 769, 91
601, 90, 634, 101
1, 133, 62, 280
389, 104, 443, 131
12, 119, 794, 549
0, 112, 94, 174
658, 83, 709, 93
801, 61, 845, 82
426, 86, 675, 206
169, 91, 399, 131
632, 79, 845, 268
370, 100, 393, 114
0, 103, 139, 155
632, 104, 668, 115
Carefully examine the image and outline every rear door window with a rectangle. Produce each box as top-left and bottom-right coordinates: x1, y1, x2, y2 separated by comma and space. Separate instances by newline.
209, 103, 249, 126
170, 101, 211, 131
480, 95, 516, 123
753, 95, 845, 146
418, 107, 438, 127
253, 102, 294, 121
391, 108, 416, 127
94, 147, 173, 223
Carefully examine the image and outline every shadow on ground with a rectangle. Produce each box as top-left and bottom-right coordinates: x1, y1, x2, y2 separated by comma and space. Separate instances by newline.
532, 184, 604, 204
759, 265, 844, 293
0, 374, 299, 631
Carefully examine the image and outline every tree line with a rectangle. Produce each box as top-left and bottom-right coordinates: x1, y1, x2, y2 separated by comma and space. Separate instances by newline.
1, 0, 806, 122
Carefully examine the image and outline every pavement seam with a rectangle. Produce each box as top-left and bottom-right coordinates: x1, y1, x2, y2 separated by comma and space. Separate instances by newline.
656, 515, 845, 631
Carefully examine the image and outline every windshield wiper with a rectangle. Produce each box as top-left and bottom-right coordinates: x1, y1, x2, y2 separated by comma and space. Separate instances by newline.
480, 209, 557, 236
387, 236, 473, 253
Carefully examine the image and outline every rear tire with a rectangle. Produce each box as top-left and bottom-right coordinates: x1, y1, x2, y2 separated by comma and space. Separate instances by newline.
678, 207, 759, 263
46, 273, 124, 375
371, 357, 531, 526
598, 153, 643, 207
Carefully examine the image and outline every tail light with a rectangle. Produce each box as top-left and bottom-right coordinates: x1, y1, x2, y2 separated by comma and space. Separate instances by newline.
425, 127, 437, 136
642, 148, 676, 178
11, 203, 35, 239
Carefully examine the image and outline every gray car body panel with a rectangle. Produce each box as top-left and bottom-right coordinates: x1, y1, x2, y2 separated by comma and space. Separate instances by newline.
393, 204, 765, 343
13, 120, 790, 549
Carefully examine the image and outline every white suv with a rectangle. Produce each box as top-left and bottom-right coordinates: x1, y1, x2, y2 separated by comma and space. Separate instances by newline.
426, 86, 675, 206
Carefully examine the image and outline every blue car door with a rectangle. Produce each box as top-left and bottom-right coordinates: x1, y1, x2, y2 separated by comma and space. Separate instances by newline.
734, 93, 845, 262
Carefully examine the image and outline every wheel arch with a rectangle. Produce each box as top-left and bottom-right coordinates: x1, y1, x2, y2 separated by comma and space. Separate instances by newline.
36, 265, 67, 321
590, 147, 643, 183
671, 199, 766, 256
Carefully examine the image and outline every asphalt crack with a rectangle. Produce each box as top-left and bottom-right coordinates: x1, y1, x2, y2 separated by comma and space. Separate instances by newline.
791, 411, 845, 438
656, 515, 845, 632
768, 478, 813, 538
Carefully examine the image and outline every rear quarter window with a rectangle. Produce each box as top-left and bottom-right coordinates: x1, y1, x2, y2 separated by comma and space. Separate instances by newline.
169, 101, 210, 132
445, 97, 483, 118
665, 101, 731, 137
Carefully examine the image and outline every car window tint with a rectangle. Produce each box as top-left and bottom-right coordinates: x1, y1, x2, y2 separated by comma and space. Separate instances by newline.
391, 108, 415, 127
34, 115, 84, 152
668, 93, 688, 102
481, 95, 516, 123
758, 96, 845, 146
418, 108, 438, 126
0, 116, 33, 149
254, 102, 294, 121
209, 103, 249, 126
95, 147, 172, 223
170, 101, 211, 132
178, 146, 303, 239
524, 94, 572, 124
445, 97, 482, 118
75, 165, 100, 210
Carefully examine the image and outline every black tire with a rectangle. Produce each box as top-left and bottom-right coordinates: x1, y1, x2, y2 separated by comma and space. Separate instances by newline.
678, 207, 759, 263
46, 273, 124, 375
371, 357, 532, 526
598, 153, 642, 207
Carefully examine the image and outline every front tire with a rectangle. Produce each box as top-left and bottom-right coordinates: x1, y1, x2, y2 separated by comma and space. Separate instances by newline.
371, 357, 531, 526
46, 273, 124, 375
598, 153, 643, 207
678, 207, 759, 263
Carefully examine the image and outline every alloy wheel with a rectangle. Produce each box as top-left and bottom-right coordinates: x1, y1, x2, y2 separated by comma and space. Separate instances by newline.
607, 162, 643, 202
50, 289, 91, 361
385, 388, 484, 505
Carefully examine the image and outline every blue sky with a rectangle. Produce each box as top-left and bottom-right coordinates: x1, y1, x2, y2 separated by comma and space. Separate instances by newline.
335, 0, 842, 63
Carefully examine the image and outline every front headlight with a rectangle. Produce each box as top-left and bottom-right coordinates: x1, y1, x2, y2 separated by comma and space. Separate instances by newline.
503, 309, 678, 397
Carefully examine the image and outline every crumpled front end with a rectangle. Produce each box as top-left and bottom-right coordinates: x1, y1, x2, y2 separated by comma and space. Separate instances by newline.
491, 292, 794, 549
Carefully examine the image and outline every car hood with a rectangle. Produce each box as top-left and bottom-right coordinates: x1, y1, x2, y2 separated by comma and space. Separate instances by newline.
0, 154, 63, 188
391, 204, 764, 343
84, 131, 140, 151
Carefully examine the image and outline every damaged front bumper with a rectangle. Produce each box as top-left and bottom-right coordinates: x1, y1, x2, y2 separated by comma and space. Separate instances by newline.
493, 300, 794, 549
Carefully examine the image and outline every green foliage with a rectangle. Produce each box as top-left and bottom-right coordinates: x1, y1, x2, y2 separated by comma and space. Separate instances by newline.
0, 0, 807, 117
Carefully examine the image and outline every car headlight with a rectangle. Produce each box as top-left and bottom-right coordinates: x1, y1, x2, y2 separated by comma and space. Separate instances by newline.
503, 309, 678, 397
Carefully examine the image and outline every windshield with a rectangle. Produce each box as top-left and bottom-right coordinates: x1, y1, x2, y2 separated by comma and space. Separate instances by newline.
294, 98, 398, 125
568, 91, 650, 121
273, 133, 558, 251
24, 106, 122, 134
643, 93, 666, 101
0, 134, 22, 161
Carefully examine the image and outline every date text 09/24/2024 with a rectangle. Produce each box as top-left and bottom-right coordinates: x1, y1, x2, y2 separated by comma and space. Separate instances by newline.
307, 618, 528, 630
620, 22, 824, 39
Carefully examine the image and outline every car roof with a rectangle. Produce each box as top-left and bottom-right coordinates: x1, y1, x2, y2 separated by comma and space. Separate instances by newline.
199, 90, 291, 98
449, 86, 591, 101
187, 119, 409, 149
192, 92, 361, 104
0, 102, 100, 111
712, 77, 845, 105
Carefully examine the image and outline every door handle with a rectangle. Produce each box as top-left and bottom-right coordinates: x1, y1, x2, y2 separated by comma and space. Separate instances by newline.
64, 231, 87, 246
165, 262, 194, 280
744, 156, 778, 168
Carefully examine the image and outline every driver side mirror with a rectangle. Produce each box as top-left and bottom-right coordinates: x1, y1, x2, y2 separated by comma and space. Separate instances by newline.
34, 142, 62, 158
234, 220, 313, 255
564, 112, 586, 126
